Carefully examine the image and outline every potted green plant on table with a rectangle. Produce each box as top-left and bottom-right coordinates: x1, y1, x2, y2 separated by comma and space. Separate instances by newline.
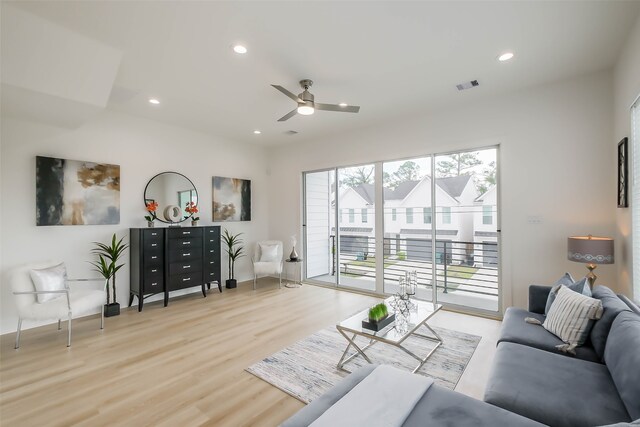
362, 302, 395, 331
90, 233, 129, 317
222, 229, 245, 289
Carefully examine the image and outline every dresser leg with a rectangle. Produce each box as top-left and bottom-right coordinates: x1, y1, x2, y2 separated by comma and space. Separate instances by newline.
138, 297, 144, 312
201, 283, 207, 298
207, 283, 211, 290
218, 282, 222, 293
164, 292, 169, 307
129, 293, 134, 308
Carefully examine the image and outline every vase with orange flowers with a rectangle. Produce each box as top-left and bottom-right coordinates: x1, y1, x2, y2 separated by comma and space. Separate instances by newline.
185, 202, 200, 226
144, 201, 158, 227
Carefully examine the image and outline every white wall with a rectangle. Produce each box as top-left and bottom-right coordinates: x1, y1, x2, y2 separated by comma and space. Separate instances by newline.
268, 70, 616, 312
613, 14, 640, 297
0, 111, 269, 334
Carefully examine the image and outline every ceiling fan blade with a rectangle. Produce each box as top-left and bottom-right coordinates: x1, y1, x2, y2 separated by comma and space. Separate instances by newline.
278, 109, 298, 122
315, 103, 360, 113
272, 85, 303, 103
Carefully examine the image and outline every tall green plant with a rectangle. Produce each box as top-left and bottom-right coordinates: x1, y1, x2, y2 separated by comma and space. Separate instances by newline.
90, 234, 129, 304
221, 229, 245, 280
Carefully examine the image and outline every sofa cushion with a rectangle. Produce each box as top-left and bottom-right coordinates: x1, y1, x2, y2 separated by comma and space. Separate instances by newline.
403, 383, 544, 427
544, 276, 590, 314
498, 307, 600, 362
484, 342, 630, 427
591, 286, 631, 360
604, 311, 640, 420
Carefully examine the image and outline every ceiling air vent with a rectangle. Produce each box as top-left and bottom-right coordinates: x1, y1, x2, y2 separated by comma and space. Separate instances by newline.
285, 130, 299, 135
456, 80, 479, 91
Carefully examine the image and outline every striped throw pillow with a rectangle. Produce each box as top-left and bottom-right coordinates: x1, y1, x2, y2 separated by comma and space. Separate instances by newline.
543, 285, 603, 353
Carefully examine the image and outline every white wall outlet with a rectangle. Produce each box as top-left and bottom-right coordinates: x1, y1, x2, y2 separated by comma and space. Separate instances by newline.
527, 215, 543, 224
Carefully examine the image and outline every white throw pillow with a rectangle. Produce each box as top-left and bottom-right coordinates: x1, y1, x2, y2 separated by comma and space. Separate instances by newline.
543, 285, 603, 352
259, 244, 279, 262
29, 263, 67, 303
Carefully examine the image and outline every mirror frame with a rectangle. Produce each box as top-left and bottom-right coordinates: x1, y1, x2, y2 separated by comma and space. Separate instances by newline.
144, 171, 199, 224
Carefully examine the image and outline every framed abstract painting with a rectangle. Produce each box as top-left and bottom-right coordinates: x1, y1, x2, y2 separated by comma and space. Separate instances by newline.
618, 137, 628, 208
36, 156, 120, 225
212, 176, 251, 222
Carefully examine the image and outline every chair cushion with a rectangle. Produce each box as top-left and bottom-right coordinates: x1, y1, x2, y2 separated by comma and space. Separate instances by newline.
253, 261, 282, 276
604, 311, 640, 420
484, 342, 630, 427
543, 285, 602, 348
498, 307, 600, 362
29, 263, 67, 303
590, 286, 631, 360
259, 243, 279, 262
20, 289, 105, 320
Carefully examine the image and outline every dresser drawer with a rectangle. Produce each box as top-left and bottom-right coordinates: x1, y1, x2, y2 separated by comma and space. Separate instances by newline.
169, 260, 202, 275
143, 274, 163, 293
168, 228, 203, 239
170, 237, 202, 250
169, 272, 202, 290
204, 236, 219, 249
144, 248, 163, 265
143, 229, 163, 242
204, 258, 218, 272
168, 248, 200, 262
145, 265, 162, 276
204, 270, 219, 282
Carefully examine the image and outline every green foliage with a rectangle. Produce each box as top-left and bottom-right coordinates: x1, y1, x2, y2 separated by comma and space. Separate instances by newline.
91, 233, 128, 305
476, 160, 496, 195
384, 161, 421, 189
340, 166, 374, 188
397, 251, 406, 261
222, 229, 245, 280
368, 303, 389, 322
436, 152, 482, 177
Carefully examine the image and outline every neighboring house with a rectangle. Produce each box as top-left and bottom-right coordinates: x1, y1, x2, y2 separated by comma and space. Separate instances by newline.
473, 185, 498, 266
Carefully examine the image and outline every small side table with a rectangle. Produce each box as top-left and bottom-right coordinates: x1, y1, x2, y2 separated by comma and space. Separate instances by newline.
285, 258, 303, 288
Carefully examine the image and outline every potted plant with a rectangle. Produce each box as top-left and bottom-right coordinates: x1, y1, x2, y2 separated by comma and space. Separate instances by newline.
144, 201, 158, 227
221, 228, 245, 289
90, 233, 129, 317
362, 302, 395, 331
185, 201, 200, 226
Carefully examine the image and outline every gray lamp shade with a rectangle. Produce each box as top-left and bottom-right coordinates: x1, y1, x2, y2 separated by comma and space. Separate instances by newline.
567, 236, 614, 264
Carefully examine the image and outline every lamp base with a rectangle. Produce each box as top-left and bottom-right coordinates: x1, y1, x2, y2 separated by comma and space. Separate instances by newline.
586, 263, 597, 288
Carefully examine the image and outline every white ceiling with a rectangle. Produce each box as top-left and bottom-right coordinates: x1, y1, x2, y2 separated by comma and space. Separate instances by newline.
6, 1, 640, 146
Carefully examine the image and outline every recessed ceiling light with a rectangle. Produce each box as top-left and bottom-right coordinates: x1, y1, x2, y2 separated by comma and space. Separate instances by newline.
253, 130, 261, 134
148, 98, 160, 105
233, 45, 247, 54
339, 103, 348, 107
498, 52, 514, 62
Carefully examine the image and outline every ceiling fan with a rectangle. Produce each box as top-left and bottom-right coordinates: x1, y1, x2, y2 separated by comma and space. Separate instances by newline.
271, 79, 360, 122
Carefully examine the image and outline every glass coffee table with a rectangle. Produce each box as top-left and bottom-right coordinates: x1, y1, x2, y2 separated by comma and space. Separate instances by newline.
336, 297, 443, 374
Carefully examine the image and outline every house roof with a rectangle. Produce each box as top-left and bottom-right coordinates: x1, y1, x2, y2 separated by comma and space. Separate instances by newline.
475, 185, 496, 202
352, 174, 473, 203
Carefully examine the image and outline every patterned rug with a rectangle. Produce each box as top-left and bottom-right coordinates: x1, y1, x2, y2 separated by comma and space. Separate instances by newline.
246, 325, 481, 403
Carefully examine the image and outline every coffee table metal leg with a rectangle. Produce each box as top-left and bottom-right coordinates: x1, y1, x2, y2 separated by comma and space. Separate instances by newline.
336, 329, 374, 371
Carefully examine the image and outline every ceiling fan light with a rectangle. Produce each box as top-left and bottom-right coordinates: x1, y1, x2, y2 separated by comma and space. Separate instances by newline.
297, 104, 315, 115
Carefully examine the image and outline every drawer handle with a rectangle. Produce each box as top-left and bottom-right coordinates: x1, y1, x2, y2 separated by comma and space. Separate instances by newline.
183, 277, 191, 282
182, 231, 191, 235
152, 282, 157, 286
210, 250, 214, 253
151, 269, 158, 273
183, 265, 191, 269
183, 253, 191, 257
151, 232, 158, 236
183, 241, 190, 245
151, 256, 157, 259
151, 243, 157, 247
210, 261, 214, 264
210, 239, 214, 243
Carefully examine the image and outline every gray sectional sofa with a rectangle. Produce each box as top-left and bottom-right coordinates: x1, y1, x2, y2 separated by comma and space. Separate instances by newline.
281, 285, 640, 427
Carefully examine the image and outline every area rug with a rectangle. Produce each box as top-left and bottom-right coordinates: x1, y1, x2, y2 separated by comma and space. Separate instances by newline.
246, 325, 481, 403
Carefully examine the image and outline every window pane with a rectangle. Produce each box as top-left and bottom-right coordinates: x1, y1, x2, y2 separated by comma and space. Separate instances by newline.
361, 208, 368, 223
406, 208, 414, 223
442, 207, 451, 224
483, 205, 493, 225
423, 207, 432, 224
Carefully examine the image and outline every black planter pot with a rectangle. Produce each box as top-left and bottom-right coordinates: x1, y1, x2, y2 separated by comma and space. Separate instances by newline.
104, 303, 120, 317
225, 279, 237, 289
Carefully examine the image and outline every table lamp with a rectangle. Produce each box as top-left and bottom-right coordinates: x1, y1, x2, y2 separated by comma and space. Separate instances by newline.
567, 235, 614, 288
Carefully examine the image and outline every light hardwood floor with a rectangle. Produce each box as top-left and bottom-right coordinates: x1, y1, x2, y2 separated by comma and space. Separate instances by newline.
0, 279, 502, 427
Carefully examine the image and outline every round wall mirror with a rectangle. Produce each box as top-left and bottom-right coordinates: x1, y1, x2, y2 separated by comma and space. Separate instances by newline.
144, 172, 198, 224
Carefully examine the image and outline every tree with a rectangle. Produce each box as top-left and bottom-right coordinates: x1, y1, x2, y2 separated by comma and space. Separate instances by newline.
476, 161, 496, 195
384, 161, 421, 189
436, 152, 482, 177
341, 166, 374, 188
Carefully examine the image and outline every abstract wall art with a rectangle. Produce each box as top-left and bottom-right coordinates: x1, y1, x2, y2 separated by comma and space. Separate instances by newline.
212, 176, 251, 222
36, 156, 120, 226
618, 137, 628, 208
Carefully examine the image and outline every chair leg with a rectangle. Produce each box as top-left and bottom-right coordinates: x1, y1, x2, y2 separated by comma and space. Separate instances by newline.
15, 318, 22, 349
58, 319, 62, 330
279, 272, 282, 289
67, 312, 72, 347
253, 275, 257, 290
100, 306, 104, 330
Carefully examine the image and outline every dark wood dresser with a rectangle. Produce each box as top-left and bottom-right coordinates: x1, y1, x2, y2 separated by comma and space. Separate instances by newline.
129, 226, 221, 311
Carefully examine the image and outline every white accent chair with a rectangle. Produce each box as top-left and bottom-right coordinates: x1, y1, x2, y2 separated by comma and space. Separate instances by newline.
10, 261, 107, 348
251, 241, 283, 290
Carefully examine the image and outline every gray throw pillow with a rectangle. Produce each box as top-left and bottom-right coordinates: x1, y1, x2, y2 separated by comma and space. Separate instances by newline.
29, 263, 67, 303
545, 275, 591, 315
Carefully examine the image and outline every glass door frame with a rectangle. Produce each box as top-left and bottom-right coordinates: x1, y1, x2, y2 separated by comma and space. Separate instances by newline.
301, 144, 502, 317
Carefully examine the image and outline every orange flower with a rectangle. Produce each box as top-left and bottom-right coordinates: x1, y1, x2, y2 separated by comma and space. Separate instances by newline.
146, 201, 158, 212
185, 202, 199, 214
